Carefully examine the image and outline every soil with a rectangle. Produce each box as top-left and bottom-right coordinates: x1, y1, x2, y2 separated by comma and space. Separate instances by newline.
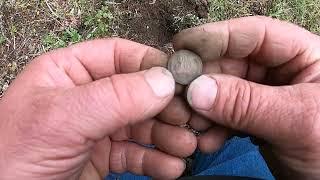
0, 1, 82, 97
0, 2, 56, 97
0, 0, 272, 97
249, 0, 272, 15
114, 0, 209, 53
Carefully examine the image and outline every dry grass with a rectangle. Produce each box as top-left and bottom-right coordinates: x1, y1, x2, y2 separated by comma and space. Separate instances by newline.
0, 0, 115, 97
208, 0, 320, 34
1, 0, 320, 97
268, 0, 320, 34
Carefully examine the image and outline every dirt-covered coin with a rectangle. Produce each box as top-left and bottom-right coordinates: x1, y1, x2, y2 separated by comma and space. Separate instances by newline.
168, 50, 203, 85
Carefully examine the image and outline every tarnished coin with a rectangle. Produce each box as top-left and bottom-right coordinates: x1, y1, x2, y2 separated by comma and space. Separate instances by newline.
168, 50, 203, 85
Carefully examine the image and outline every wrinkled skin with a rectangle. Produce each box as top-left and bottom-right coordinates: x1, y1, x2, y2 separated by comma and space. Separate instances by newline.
158, 16, 320, 179
0, 39, 197, 180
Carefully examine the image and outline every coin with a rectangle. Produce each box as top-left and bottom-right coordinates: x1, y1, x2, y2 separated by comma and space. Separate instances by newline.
168, 50, 203, 85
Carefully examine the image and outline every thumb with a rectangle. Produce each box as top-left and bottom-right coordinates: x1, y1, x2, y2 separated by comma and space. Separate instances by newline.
187, 74, 315, 143
56, 67, 175, 140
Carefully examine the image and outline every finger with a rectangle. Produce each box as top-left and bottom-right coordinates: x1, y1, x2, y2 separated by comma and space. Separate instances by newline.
203, 58, 267, 83
79, 162, 101, 180
187, 75, 318, 144
291, 60, 320, 84
90, 137, 111, 178
152, 121, 197, 157
198, 126, 230, 154
42, 38, 168, 85
111, 119, 197, 158
157, 96, 191, 125
203, 58, 248, 78
175, 83, 185, 95
189, 113, 212, 132
110, 142, 185, 179
56, 67, 175, 140
111, 120, 154, 145
173, 16, 320, 83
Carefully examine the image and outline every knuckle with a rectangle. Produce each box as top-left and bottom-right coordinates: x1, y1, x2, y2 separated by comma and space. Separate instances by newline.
110, 142, 127, 173
91, 77, 129, 128
108, 76, 146, 125
294, 87, 320, 141
226, 79, 257, 130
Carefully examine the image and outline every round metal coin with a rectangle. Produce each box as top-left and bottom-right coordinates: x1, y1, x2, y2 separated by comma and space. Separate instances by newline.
168, 50, 203, 85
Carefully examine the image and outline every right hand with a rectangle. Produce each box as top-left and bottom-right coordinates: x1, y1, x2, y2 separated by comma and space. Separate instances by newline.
170, 16, 320, 179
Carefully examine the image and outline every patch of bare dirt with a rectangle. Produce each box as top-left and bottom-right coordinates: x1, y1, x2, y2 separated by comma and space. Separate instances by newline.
0, 1, 86, 97
113, 0, 208, 53
249, 0, 271, 15
0, 1, 55, 97
0, 0, 273, 98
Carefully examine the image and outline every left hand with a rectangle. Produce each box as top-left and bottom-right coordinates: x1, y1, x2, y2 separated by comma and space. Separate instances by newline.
0, 38, 197, 180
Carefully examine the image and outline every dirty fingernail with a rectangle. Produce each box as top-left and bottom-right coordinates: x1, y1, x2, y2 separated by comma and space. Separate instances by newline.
145, 67, 175, 98
187, 75, 217, 111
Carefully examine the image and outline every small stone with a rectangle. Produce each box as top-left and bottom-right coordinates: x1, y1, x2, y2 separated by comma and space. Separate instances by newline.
168, 50, 203, 85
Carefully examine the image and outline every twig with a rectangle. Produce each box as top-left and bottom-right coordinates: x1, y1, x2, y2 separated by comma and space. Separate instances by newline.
149, 0, 156, 5
13, 36, 16, 50
105, 1, 121, 5
44, 0, 61, 19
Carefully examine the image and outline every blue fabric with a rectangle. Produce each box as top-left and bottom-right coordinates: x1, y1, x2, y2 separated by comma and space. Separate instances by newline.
105, 137, 274, 180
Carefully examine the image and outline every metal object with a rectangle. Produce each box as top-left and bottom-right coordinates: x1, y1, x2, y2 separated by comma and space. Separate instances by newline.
168, 50, 203, 85
180, 124, 201, 136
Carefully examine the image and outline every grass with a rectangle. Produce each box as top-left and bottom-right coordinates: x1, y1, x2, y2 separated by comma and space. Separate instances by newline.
208, 0, 320, 34
208, 0, 254, 21
1, 0, 320, 96
0, 35, 5, 45
41, 2, 114, 51
42, 28, 82, 50
172, 14, 207, 33
0, 0, 116, 96
268, 0, 320, 34
83, 4, 114, 39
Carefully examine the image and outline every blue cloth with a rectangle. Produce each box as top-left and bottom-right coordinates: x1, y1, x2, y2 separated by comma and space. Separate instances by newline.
105, 137, 274, 180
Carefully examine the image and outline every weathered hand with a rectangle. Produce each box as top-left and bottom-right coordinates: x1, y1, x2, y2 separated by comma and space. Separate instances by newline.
172, 16, 320, 179
0, 38, 197, 180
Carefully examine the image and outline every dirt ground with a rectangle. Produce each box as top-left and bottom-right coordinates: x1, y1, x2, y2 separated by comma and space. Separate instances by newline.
114, 0, 269, 52
2, 0, 317, 97
114, 0, 209, 53
0, 0, 210, 96
2, 0, 320, 97
0, 0, 85, 97
0, 0, 208, 95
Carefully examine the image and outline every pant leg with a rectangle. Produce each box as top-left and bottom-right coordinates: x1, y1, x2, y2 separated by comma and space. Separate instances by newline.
106, 173, 150, 180
192, 137, 274, 180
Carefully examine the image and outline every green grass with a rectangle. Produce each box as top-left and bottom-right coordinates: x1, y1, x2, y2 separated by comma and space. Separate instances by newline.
268, 0, 320, 34
84, 5, 114, 39
42, 2, 114, 50
42, 28, 82, 50
2, 0, 320, 97
0, 0, 116, 95
208, 0, 320, 34
172, 14, 207, 33
0, 35, 5, 45
208, 0, 253, 21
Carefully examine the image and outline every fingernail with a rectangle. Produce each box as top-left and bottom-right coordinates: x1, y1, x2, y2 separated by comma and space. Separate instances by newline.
145, 67, 175, 98
187, 75, 217, 111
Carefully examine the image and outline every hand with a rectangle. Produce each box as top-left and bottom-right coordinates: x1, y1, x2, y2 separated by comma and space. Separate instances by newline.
172, 16, 320, 179
0, 38, 197, 180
